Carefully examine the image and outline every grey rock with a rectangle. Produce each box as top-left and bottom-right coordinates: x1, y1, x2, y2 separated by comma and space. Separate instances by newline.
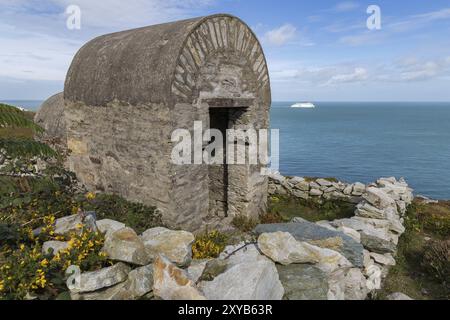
323, 186, 336, 193
257, 232, 320, 265
199, 259, 229, 282
276, 264, 328, 300
254, 222, 364, 267
355, 201, 386, 219
343, 184, 353, 195
309, 182, 321, 189
71, 282, 130, 300
73, 263, 131, 293
96, 219, 126, 235
364, 187, 396, 209
103, 227, 151, 265
369, 252, 396, 266
187, 260, 209, 283
387, 292, 413, 300
310, 189, 323, 197
294, 180, 310, 192
153, 255, 206, 300
42, 241, 69, 255
289, 176, 305, 184
316, 178, 334, 187
125, 264, 154, 297
352, 182, 366, 196
140, 227, 194, 267
292, 189, 309, 199
336, 226, 361, 243
54, 214, 83, 235
199, 259, 284, 300
343, 268, 369, 300
360, 233, 396, 254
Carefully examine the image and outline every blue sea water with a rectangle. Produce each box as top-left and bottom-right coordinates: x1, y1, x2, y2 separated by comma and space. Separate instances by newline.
271, 102, 450, 200
1, 100, 43, 111
2, 100, 450, 199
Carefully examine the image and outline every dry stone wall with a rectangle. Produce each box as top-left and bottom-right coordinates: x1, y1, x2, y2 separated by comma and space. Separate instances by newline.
267, 172, 414, 299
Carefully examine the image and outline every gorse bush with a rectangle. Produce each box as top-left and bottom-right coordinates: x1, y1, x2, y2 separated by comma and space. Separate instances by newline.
192, 230, 228, 259
0, 225, 108, 300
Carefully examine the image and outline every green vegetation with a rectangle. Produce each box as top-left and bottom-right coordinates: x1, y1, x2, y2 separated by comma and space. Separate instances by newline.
231, 215, 259, 233
0, 103, 41, 134
0, 103, 55, 159
0, 103, 163, 299
84, 194, 162, 234
268, 195, 355, 222
192, 230, 228, 259
374, 199, 450, 300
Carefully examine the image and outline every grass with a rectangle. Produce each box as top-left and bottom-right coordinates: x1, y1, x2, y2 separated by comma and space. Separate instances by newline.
268, 195, 355, 222
374, 199, 450, 300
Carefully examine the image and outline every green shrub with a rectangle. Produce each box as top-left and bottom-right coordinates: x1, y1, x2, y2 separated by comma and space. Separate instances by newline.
83, 194, 162, 234
259, 211, 284, 224
422, 240, 450, 284
0, 139, 57, 159
0, 227, 108, 300
231, 215, 258, 233
192, 230, 228, 259
0, 103, 42, 134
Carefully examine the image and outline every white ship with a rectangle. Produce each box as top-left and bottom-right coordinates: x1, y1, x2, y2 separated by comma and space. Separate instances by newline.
291, 102, 316, 109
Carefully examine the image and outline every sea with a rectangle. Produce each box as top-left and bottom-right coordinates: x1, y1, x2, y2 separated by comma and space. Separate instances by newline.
2, 100, 450, 200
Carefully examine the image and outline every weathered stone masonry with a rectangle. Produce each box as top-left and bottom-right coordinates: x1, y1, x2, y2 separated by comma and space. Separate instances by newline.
62, 14, 271, 231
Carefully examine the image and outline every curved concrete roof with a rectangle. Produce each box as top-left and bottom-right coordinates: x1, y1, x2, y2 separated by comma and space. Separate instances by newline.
64, 14, 270, 107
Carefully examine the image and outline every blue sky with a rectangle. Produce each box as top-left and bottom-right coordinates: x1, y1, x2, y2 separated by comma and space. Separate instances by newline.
1, 0, 450, 101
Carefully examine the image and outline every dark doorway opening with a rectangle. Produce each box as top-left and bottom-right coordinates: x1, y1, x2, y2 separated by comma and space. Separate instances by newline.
208, 108, 229, 217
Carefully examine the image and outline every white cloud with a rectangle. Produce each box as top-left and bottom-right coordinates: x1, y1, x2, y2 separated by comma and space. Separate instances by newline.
336, 7, 450, 47
264, 24, 297, 46
334, 1, 360, 12
325, 67, 368, 85
0, 0, 215, 91
378, 57, 450, 82
339, 32, 386, 46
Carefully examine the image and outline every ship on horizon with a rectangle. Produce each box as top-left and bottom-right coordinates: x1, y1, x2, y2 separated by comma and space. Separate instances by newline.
291, 102, 316, 109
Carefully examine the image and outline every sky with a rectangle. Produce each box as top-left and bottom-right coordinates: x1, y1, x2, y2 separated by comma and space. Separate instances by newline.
1, 0, 450, 101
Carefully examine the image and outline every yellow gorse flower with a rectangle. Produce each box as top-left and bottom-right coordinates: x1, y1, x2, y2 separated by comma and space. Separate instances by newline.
86, 192, 96, 200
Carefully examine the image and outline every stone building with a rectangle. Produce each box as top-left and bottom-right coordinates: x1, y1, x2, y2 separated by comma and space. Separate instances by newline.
63, 14, 271, 231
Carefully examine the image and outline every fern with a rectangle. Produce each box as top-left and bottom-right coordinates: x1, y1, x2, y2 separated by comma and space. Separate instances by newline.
0, 139, 57, 158
0, 103, 43, 133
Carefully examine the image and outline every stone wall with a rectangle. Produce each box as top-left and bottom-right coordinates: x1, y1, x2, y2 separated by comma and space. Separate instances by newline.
267, 172, 414, 299
64, 101, 176, 226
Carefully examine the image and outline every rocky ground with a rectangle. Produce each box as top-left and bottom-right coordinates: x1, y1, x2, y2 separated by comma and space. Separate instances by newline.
10, 172, 420, 300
